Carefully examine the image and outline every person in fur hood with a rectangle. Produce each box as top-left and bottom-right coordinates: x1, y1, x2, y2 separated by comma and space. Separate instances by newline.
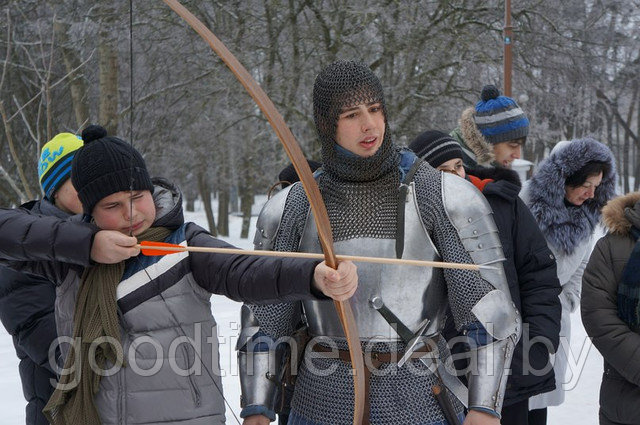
409, 130, 562, 425
519, 137, 617, 422
450, 85, 529, 168
582, 191, 640, 425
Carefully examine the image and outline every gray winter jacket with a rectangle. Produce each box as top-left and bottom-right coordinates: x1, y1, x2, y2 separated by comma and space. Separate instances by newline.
0, 179, 321, 425
582, 192, 640, 425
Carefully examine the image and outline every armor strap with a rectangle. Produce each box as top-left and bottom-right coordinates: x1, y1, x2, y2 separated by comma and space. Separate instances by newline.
311, 343, 434, 424
396, 158, 424, 259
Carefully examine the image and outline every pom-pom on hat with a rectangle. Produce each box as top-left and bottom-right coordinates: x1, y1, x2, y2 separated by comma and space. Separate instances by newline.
408, 130, 464, 168
474, 84, 529, 145
38, 133, 84, 200
71, 124, 154, 215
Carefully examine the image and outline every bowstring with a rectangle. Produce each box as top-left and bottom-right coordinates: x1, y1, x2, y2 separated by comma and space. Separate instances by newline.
127, 4, 240, 422
128, 0, 134, 236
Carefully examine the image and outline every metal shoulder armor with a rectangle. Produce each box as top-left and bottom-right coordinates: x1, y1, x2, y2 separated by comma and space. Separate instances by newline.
441, 172, 521, 416
441, 172, 509, 294
253, 184, 294, 251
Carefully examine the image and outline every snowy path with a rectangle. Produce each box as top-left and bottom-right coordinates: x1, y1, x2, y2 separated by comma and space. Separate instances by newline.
0, 208, 604, 424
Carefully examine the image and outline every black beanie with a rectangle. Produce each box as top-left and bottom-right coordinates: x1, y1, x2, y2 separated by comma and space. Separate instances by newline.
278, 160, 322, 188
408, 130, 464, 168
71, 125, 154, 215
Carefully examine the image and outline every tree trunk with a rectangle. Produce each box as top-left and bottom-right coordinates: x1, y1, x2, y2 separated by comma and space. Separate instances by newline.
185, 196, 195, 212
217, 188, 229, 237
53, 19, 89, 130
197, 172, 217, 236
239, 190, 253, 239
98, 13, 118, 135
0, 102, 34, 201
636, 92, 640, 191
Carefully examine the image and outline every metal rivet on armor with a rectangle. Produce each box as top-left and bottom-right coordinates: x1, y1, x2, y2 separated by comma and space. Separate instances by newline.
550, 254, 554, 260
473, 230, 478, 235
515, 318, 519, 323
468, 218, 473, 223
478, 244, 483, 249
257, 241, 263, 247
492, 396, 496, 401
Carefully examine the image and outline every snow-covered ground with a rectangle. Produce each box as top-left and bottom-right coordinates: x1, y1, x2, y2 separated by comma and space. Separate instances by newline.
0, 202, 605, 424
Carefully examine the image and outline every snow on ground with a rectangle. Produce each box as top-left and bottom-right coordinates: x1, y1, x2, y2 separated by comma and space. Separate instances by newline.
0, 200, 605, 424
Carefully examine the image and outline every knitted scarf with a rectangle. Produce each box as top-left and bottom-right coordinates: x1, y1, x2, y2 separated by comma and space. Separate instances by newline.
618, 226, 640, 332
44, 226, 171, 425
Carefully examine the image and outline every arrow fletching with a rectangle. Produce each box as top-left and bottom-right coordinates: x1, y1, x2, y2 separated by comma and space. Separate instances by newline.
139, 241, 187, 256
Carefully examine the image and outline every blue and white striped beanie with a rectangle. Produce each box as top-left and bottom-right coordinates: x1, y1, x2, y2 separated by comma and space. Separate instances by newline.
474, 85, 529, 145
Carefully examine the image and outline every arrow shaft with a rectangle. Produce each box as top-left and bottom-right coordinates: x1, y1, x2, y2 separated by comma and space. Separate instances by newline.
136, 244, 487, 271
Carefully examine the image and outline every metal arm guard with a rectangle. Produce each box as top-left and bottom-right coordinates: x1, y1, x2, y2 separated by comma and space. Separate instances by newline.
237, 305, 282, 419
442, 173, 521, 416
467, 290, 520, 416
253, 185, 293, 251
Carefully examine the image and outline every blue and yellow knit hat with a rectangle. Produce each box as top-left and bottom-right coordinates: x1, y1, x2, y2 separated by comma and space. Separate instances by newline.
38, 133, 84, 200
474, 85, 529, 145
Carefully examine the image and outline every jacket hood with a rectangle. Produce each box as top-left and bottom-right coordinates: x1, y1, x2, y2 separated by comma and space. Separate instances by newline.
602, 191, 640, 236
459, 106, 495, 166
466, 166, 521, 187
466, 165, 521, 202
21, 198, 76, 219
524, 137, 617, 254
151, 177, 184, 230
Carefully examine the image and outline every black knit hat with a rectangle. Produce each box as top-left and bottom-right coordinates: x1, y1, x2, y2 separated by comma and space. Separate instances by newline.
71, 125, 154, 215
408, 130, 464, 168
278, 160, 322, 188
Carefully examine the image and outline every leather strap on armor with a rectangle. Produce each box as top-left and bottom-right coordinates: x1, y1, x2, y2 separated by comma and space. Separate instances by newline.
396, 158, 424, 259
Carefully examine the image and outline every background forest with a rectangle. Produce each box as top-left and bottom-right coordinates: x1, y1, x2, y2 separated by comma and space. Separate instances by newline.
1, 0, 639, 237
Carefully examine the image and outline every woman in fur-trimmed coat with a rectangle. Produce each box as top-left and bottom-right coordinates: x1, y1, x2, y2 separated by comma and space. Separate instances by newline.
520, 137, 616, 419
582, 192, 640, 425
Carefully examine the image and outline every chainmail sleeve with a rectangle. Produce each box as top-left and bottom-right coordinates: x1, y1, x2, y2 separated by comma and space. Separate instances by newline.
412, 164, 494, 330
249, 183, 310, 338
415, 164, 520, 416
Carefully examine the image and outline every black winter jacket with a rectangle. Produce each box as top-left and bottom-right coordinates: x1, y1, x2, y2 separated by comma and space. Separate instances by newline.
445, 167, 562, 406
0, 199, 70, 425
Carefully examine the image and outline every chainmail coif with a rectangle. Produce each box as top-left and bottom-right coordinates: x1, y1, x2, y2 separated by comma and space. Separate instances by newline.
313, 60, 397, 182
313, 60, 401, 241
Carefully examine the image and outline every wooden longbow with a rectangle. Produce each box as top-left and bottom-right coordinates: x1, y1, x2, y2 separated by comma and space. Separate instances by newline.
162, 1, 366, 423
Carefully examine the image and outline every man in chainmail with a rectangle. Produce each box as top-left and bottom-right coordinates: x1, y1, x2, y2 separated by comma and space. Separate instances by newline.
238, 60, 520, 425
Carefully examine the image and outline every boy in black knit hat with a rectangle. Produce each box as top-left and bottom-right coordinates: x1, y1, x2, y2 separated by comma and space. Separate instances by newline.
0, 124, 357, 425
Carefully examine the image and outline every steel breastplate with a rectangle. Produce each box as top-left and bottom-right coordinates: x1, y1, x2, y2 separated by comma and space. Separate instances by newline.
299, 182, 446, 342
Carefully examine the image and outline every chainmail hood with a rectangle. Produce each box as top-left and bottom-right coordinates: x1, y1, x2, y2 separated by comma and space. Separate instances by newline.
313, 60, 398, 182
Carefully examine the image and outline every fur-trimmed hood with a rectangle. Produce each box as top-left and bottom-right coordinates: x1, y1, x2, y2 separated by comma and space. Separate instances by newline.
456, 106, 495, 166
602, 191, 640, 236
521, 138, 617, 255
